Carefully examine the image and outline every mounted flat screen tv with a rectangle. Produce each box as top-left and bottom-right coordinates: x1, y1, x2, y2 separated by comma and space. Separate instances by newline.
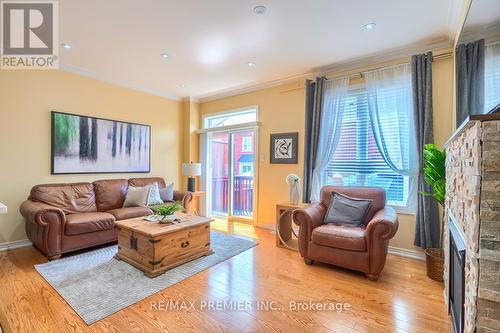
51, 111, 151, 174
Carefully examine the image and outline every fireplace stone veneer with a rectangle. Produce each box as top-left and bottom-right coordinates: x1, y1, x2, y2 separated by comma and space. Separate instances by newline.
444, 115, 500, 333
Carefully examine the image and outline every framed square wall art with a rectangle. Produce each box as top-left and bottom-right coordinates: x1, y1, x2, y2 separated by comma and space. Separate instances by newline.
270, 132, 298, 164
51, 111, 151, 174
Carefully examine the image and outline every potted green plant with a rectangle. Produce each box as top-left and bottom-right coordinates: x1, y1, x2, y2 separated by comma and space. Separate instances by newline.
421, 143, 446, 281
150, 201, 183, 223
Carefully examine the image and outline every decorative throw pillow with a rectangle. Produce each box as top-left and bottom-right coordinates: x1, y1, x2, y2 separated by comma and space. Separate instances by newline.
123, 185, 150, 208
159, 182, 174, 202
147, 182, 164, 206
323, 191, 373, 227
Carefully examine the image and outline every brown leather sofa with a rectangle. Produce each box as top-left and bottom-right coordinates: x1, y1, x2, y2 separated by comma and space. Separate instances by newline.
292, 186, 398, 280
20, 177, 192, 260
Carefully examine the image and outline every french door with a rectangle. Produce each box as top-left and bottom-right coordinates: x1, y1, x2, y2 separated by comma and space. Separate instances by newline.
206, 128, 257, 222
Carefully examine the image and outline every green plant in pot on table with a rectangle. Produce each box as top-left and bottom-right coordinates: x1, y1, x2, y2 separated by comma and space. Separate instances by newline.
421, 143, 446, 281
150, 201, 183, 223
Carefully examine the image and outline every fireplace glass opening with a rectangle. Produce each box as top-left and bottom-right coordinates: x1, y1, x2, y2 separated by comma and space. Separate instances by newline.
449, 216, 466, 333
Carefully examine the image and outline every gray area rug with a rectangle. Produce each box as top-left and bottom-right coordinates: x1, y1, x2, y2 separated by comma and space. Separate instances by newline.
35, 231, 257, 325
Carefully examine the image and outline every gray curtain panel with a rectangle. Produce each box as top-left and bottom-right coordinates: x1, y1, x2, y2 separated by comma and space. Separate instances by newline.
303, 77, 325, 203
411, 52, 440, 249
456, 39, 485, 127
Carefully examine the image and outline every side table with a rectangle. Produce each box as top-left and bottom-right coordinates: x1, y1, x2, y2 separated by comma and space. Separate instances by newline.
276, 202, 308, 251
186, 191, 206, 216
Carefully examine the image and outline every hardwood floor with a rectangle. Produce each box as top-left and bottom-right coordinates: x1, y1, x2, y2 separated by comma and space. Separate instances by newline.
0, 221, 451, 333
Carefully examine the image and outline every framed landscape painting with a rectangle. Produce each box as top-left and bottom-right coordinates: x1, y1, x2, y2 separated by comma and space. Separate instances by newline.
51, 111, 151, 174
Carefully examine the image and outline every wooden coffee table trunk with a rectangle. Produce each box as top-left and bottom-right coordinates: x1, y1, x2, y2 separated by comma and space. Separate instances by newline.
115, 214, 213, 277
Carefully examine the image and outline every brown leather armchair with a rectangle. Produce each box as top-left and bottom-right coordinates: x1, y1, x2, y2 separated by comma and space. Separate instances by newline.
293, 186, 398, 280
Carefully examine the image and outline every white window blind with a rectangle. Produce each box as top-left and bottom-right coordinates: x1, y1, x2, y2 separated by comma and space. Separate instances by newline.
485, 42, 500, 112
324, 87, 412, 208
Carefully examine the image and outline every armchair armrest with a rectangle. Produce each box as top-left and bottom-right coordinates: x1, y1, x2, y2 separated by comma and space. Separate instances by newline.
292, 203, 326, 229
173, 191, 193, 209
365, 206, 399, 242
365, 206, 398, 279
19, 200, 66, 259
292, 203, 327, 257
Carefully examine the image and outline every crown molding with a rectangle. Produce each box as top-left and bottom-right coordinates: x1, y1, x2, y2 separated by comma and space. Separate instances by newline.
59, 64, 183, 102
181, 96, 200, 103
196, 71, 311, 103
197, 37, 452, 103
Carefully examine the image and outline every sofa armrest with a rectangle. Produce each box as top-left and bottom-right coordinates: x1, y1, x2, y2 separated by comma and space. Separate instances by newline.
19, 200, 66, 259
292, 203, 327, 257
20, 200, 66, 227
365, 206, 398, 242
173, 191, 193, 210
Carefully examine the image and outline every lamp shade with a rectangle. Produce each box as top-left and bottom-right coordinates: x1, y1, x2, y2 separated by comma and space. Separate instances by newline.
182, 162, 201, 177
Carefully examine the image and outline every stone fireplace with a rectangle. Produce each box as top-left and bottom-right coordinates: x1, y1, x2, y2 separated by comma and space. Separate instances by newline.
444, 115, 500, 333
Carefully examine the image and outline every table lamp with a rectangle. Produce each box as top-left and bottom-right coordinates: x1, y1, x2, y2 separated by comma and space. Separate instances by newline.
182, 162, 201, 192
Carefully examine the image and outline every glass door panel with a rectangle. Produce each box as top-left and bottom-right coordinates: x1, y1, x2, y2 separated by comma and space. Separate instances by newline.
208, 132, 229, 217
230, 130, 255, 219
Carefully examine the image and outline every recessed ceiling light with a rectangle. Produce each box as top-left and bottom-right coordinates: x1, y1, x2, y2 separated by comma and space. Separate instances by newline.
160, 53, 169, 59
253, 6, 266, 15
60, 43, 72, 49
362, 23, 376, 31
247, 62, 256, 67
179, 84, 186, 88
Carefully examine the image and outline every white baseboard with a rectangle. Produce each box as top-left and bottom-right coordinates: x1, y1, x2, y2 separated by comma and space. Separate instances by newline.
255, 223, 276, 231
388, 246, 425, 261
0, 239, 32, 252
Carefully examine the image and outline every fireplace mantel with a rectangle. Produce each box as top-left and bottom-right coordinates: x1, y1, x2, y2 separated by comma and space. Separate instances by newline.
444, 116, 500, 333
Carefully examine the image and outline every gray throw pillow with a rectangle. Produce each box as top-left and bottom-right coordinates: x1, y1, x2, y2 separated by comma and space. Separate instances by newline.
159, 182, 174, 202
123, 185, 150, 208
324, 191, 373, 227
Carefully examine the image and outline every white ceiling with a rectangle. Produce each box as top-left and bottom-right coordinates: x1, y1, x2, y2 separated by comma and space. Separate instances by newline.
59, 0, 460, 101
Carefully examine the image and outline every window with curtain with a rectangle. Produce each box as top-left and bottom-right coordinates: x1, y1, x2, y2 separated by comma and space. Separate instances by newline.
324, 87, 410, 207
323, 82, 414, 208
485, 42, 500, 112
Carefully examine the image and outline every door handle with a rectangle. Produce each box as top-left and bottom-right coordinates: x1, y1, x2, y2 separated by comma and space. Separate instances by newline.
181, 241, 190, 248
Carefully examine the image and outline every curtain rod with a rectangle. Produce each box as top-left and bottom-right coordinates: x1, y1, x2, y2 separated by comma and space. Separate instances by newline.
316, 49, 453, 81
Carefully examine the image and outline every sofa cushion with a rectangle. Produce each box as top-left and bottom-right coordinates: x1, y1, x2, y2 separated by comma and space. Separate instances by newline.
107, 206, 153, 220
311, 224, 367, 252
29, 183, 96, 214
65, 212, 116, 236
324, 192, 372, 227
93, 179, 128, 211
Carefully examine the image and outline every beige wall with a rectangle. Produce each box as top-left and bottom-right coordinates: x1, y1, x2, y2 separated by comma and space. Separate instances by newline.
0, 70, 183, 243
200, 56, 455, 252
181, 100, 200, 190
